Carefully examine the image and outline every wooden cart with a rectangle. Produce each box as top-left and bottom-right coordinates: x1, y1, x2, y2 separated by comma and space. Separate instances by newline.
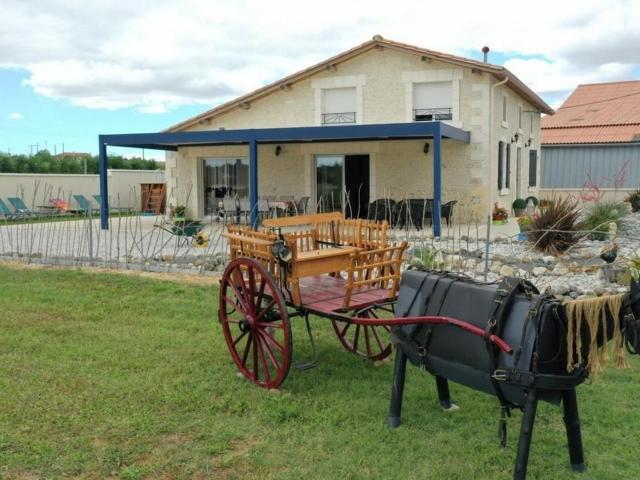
218, 212, 512, 388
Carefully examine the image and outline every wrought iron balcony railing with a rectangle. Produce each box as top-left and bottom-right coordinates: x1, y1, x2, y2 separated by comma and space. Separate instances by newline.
321, 112, 356, 124
413, 108, 453, 122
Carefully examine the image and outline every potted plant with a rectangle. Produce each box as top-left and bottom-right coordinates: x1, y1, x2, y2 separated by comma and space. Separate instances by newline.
538, 198, 553, 209
625, 189, 640, 212
173, 205, 187, 221
492, 203, 508, 225
517, 215, 531, 233
525, 196, 539, 208
512, 198, 527, 217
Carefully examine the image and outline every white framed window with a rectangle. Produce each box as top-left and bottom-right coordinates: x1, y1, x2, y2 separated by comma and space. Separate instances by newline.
412, 81, 453, 121
518, 105, 523, 130
321, 87, 356, 124
502, 95, 508, 125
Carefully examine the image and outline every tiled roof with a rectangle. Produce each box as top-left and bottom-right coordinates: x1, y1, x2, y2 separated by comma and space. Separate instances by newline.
542, 80, 640, 144
541, 125, 640, 144
167, 36, 553, 132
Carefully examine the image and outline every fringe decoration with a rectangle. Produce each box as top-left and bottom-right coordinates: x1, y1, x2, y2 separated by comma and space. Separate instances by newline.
563, 293, 627, 375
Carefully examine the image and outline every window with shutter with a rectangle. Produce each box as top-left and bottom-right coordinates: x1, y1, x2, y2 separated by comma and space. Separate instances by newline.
321, 88, 356, 124
506, 144, 511, 189
498, 141, 504, 190
413, 82, 453, 121
529, 150, 537, 187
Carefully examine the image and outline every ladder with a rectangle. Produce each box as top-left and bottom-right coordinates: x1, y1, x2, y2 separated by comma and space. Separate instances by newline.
142, 183, 166, 215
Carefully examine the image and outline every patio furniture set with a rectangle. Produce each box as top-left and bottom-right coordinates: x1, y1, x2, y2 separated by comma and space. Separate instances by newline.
216, 196, 310, 223
367, 198, 457, 229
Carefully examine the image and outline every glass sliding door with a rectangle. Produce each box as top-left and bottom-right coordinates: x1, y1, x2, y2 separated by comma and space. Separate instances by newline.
316, 155, 344, 213
203, 157, 249, 215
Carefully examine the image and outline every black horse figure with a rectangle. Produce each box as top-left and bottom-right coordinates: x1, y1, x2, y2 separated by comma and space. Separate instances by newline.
388, 269, 640, 480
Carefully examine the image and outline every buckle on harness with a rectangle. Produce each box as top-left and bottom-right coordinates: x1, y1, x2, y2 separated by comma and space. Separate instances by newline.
492, 369, 508, 381
417, 345, 427, 357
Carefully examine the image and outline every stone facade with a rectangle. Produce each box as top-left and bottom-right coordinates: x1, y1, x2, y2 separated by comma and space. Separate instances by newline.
166, 48, 542, 220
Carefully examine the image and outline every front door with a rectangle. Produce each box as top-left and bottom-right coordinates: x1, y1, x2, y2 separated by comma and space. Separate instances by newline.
315, 154, 369, 218
344, 154, 369, 218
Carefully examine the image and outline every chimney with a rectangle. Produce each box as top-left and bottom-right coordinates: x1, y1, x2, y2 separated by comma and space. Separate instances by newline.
482, 46, 490, 63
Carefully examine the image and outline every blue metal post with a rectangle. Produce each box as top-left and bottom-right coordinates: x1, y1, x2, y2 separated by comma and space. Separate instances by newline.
249, 139, 258, 227
98, 136, 110, 230
432, 124, 442, 238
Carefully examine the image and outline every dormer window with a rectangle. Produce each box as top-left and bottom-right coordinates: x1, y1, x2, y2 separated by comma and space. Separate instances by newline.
321, 87, 356, 124
413, 81, 453, 121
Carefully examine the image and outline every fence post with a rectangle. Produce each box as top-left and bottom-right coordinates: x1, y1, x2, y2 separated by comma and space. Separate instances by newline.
484, 215, 491, 281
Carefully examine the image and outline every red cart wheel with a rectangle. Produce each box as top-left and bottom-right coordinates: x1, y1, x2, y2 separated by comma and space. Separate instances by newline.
331, 309, 392, 361
219, 257, 292, 389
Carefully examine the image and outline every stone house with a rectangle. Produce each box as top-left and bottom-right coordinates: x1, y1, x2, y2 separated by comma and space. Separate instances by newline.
99, 36, 552, 232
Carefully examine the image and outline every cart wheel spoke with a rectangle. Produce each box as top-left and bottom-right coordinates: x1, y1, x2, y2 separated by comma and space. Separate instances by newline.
257, 328, 286, 356
219, 258, 291, 389
255, 299, 276, 322
364, 325, 372, 357
232, 329, 249, 348
241, 332, 252, 367
257, 332, 282, 372
331, 307, 392, 361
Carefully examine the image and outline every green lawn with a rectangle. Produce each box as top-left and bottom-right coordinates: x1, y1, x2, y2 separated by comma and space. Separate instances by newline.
0, 266, 638, 479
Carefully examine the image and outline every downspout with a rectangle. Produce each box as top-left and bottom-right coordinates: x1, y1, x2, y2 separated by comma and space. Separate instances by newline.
488, 76, 509, 218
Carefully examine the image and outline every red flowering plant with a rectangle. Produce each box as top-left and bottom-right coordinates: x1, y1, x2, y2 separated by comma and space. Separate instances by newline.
492, 202, 508, 222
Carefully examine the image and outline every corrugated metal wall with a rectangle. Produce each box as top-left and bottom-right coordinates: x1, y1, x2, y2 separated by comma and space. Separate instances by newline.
541, 144, 640, 188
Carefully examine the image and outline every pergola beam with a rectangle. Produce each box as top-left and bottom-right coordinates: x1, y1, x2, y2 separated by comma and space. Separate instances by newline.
98, 121, 470, 236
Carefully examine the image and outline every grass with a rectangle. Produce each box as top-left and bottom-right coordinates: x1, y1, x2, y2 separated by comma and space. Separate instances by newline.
0, 266, 639, 479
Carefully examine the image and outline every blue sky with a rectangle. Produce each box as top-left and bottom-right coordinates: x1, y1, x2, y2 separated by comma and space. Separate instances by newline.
2, 0, 639, 159
0, 69, 205, 159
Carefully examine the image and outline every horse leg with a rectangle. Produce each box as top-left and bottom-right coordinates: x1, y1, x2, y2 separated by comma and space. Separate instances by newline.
562, 389, 586, 472
514, 389, 538, 480
436, 375, 459, 411
388, 348, 407, 428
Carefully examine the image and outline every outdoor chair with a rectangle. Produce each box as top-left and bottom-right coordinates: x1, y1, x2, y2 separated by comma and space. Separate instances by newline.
393, 199, 425, 230
0, 198, 17, 220
257, 198, 270, 222
239, 198, 252, 224
289, 196, 309, 216
93, 194, 130, 212
7, 197, 35, 217
367, 198, 396, 223
220, 197, 239, 223
441, 200, 457, 226
73, 194, 94, 214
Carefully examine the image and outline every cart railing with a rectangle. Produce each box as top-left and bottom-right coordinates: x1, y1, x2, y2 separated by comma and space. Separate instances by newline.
343, 242, 407, 309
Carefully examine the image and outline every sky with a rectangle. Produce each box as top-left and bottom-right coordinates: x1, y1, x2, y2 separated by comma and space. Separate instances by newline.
1, 0, 639, 159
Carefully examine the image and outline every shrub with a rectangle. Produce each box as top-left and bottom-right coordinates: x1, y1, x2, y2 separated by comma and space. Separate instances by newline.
512, 198, 527, 209
625, 189, 640, 212
411, 247, 444, 270
528, 197, 582, 255
525, 196, 539, 207
581, 201, 627, 241
173, 205, 187, 217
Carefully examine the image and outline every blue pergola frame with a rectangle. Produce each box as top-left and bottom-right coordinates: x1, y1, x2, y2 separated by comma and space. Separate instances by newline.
98, 121, 470, 237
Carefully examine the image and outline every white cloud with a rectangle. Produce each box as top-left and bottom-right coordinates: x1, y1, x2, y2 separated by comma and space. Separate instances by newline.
1, 0, 639, 113
8, 112, 23, 120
